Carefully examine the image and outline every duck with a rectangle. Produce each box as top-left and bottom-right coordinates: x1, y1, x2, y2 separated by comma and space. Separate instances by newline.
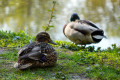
63, 13, 106, 45
14, 32, 58, 70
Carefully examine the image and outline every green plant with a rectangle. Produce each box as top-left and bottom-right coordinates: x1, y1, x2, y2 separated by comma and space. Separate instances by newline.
43, 1, 57, 32
0, 31, 120, 80
0, 30, 33, 48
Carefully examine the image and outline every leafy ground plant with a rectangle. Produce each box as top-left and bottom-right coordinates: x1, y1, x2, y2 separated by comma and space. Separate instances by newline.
0, 30, 34, 48
0, 31, 120, 80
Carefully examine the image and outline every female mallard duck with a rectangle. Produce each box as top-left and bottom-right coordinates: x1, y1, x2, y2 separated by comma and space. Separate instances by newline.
63, 13, 106, 45
14, 32, 58, 70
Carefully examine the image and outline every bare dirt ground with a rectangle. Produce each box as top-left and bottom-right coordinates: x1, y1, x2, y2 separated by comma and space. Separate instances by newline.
0, 48, 3, 54
0, 48, 6, 54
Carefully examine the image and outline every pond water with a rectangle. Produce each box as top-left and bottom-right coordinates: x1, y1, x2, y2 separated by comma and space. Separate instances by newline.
0, 0, 120, 49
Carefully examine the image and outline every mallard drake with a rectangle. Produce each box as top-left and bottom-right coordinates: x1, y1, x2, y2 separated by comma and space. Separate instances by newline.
63, 13, 106, 45
14, 32, 58, 70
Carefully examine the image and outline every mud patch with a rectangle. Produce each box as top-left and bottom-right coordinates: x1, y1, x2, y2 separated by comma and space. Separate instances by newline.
0, 48, 6, 54
69, 73, 90, 80
0, 48, 3, 54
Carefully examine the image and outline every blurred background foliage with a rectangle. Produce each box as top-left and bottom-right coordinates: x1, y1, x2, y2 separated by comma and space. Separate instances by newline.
0, 0, 120, 49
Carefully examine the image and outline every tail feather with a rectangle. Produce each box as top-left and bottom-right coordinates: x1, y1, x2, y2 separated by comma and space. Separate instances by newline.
92, 35, 103, 39
91, 30, 106, 43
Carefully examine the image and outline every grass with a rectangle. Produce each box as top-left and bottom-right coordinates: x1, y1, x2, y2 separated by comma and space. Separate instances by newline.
0, 31, 120, 80
0, 30, 34, 48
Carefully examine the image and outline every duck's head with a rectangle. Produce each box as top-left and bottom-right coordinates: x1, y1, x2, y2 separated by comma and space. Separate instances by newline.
35, 32, 57, 45
70, 13, 80, 22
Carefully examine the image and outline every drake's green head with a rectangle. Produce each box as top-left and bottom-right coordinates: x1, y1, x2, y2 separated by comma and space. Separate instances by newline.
35, 32, 57, 45
70, 13, 80, 22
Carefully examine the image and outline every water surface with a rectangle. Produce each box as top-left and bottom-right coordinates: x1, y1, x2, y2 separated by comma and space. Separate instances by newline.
0, 0, 120, 49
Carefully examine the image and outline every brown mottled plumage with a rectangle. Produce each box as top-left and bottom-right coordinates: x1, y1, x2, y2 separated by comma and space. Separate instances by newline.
14, 32, 57, 70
